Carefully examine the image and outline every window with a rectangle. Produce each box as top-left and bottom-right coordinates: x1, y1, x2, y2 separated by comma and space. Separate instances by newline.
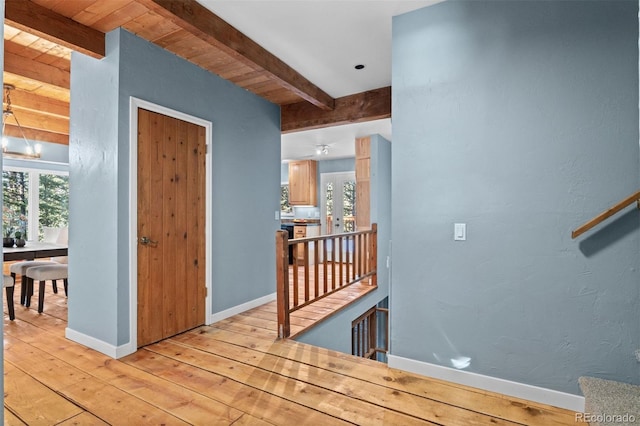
2, 171, 28, 238
281, 184, 292, 214
2, 167, 69, 241
39, 173, 69, 234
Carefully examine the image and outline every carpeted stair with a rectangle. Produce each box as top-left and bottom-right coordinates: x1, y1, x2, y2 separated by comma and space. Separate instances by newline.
579, 377, 640, 425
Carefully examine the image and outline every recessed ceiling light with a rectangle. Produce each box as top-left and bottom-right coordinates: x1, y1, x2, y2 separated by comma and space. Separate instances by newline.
354, 64, 365, 70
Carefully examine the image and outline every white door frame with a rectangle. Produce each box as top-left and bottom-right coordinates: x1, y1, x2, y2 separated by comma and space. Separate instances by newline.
124, 97, 213, 356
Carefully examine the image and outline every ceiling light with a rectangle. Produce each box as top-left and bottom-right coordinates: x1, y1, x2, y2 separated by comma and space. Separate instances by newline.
315, 144, 329, 156
2, 84, 41, 160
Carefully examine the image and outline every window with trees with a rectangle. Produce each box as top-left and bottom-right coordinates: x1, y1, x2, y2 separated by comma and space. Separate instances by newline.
281, 184, 292, 214
2, 168, 69, 241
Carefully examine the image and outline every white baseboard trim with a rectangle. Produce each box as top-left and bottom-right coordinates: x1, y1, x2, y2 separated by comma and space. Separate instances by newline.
65, 327, 136, 359
210, 292, 277, 323
387, 354, 585, 412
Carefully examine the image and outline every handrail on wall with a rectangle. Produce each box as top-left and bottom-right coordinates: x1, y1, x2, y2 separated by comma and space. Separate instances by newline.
571, 190, 640, 239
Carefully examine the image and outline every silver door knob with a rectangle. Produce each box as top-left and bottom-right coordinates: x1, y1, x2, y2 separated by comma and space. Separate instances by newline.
139, 236, 158, 245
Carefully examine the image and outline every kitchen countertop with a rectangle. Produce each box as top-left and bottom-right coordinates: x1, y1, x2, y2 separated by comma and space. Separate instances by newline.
281, 220, 320, 226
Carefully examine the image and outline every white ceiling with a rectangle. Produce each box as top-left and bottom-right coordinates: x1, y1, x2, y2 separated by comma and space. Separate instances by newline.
199, 0, 441, 160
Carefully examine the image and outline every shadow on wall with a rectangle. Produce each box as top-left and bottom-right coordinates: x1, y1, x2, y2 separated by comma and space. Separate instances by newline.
578, 209, 640, 257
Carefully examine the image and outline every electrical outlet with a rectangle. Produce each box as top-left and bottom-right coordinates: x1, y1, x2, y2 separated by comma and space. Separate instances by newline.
635, 349, 640, 362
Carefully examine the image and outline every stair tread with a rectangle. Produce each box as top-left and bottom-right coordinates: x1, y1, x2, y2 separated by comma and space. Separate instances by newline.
579, 376, 640, 424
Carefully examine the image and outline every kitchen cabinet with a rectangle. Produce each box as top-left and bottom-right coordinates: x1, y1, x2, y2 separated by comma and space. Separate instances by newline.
289, 160, 317, 206
293, 224, 319, 265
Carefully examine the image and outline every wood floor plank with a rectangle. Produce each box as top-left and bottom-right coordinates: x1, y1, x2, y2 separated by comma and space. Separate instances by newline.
4, 362, 83, 426
122, 349, 352, 426
3, 407, 27, 426
170, 332, 520, 426
60, 378, 190, 425
147, 340, 438, 425
209, 318, 279, 339
191, 326, 577, 425
56, 411, 110, 425
3, 276, 578, 426
6, 323, 246, 425
5, 331, 190, 425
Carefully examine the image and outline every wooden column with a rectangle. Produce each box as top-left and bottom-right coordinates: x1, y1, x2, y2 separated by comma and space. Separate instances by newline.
355, 137, 371, 230
276, 230, 290, 339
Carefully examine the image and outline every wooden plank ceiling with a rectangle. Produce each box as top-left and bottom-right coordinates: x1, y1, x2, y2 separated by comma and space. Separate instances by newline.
3, 0, 391, 146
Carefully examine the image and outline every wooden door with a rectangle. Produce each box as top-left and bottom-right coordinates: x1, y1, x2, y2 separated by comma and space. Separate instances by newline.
137, 108, 206, 347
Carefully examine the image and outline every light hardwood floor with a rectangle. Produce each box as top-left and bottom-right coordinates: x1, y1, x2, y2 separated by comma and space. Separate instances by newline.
2, 282, 579, 425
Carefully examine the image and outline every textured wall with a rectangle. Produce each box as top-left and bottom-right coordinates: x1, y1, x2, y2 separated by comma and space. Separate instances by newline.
68, 30, 121, 345
69, 29, 280, 348
391, 0, 639, 394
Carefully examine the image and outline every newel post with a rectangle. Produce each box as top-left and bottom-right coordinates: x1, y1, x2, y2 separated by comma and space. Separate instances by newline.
276, 230, 291, 339
369, 223, 378, 287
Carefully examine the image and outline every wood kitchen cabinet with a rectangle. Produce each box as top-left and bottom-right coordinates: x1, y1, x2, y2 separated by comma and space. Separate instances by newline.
293, 225, 319, 264
288, 160, 317, 206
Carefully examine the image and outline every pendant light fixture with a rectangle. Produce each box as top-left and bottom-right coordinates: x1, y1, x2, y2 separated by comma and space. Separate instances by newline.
2, 84, 41, 159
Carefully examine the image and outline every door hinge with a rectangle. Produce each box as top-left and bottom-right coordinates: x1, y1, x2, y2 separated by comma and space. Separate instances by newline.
205, 144, 208, 154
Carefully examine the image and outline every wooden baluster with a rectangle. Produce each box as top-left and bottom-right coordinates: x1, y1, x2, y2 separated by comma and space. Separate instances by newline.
292, 244, 299, 307
338, 236, 343, 288
304, 242, 310, 302
323, 239, 328, 293
347, 235, 352, 282
314, 240, 319, 298
355, 234, 360, 279
331, 236, 337, 290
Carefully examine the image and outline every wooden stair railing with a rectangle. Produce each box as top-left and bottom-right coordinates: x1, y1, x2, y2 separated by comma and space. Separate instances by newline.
276, 224, 377, 339
572, 190, 640, 238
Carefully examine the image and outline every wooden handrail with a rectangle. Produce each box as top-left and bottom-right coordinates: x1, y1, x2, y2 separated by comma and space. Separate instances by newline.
276, 224, 377, 339
572, 190, 640, 239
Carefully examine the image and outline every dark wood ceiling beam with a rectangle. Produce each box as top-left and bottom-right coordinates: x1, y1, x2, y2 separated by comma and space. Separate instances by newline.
281, 87, 391, 133
5, 0, 105, 59
3, 124, 68, 145
142, 0, 335, 111
4, 51, 70, 89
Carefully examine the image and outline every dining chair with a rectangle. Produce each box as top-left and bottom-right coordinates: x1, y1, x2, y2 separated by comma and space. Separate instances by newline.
25, 264, 67, 314
10, 225, 69, 305
42, 226, 61, 244
3, 275, 15, 320
50, 226, 68, 265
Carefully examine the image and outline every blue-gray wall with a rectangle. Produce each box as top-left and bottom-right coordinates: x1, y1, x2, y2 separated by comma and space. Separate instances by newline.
318, 157, 355, 175
69, 29, 280, 348
296, 136, 391, 353
391, 0, 639, 395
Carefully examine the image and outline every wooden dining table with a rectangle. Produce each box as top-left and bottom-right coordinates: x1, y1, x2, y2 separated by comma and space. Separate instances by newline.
3, 241, 68, 262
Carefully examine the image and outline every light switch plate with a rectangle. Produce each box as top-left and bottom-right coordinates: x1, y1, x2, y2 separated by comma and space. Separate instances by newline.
454, 223, 466, 241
